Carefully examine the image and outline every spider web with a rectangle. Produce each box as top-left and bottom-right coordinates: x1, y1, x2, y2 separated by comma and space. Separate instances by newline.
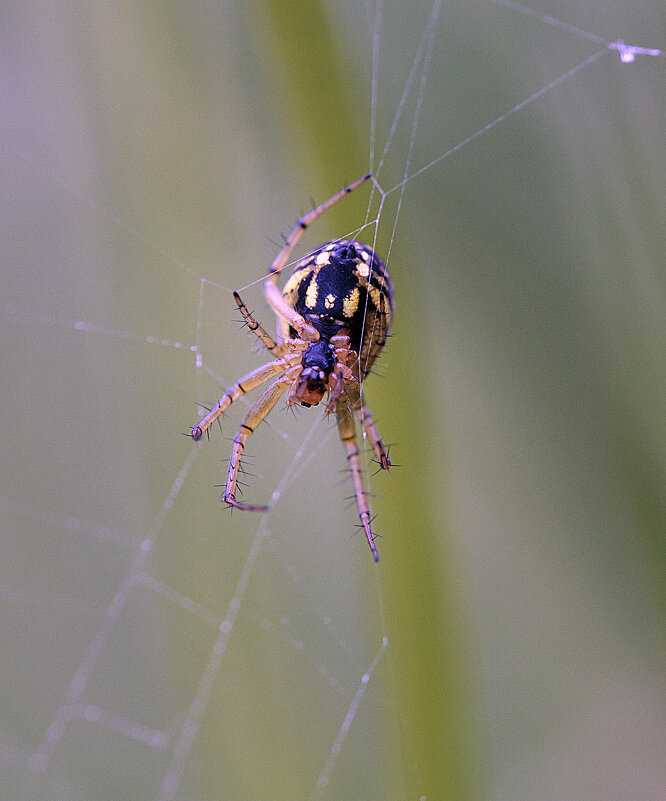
1, 2, 664, 800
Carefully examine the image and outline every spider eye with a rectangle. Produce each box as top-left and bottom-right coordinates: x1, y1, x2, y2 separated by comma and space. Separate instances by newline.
318, 313, 335, 324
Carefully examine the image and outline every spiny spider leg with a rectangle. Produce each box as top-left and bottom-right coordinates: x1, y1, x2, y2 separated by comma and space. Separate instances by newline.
224, 365, 301, 510
191, 354, 301, 440
336, 398, 380, 562
232, 291, 284, 356
354, 404, 391, 470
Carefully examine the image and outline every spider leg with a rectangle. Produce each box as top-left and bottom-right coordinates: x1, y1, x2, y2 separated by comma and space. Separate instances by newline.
325, 365, 354, 415
360, 291, 388, 377
336, 399, 380, 562
354, 404, 391, 470
225, 365, 301, 510
234, 291, 309, 356
263, 173, 371, 342
233, 291, 288, 356
191, 354, 301, 440
324, 333, 357, 414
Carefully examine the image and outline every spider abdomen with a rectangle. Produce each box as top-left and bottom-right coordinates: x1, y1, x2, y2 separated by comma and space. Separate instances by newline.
283, 240, 393, 378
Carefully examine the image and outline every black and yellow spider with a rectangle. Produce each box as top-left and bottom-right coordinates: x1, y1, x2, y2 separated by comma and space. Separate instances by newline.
191, 174, 393, 561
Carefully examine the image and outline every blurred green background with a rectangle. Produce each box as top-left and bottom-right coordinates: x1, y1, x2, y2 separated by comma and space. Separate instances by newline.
1, 2, 663, 800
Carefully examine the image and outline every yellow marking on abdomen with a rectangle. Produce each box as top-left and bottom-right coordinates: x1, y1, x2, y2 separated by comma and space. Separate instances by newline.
343, 286, 360, 318
305, 277, 319, 308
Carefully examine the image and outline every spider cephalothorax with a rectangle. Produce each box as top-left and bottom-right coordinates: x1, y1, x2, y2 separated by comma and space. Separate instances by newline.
289, 339, 337, 407
190, 175, 393, 561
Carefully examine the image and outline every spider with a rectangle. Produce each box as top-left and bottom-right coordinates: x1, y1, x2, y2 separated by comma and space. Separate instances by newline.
191, 173, 393, 561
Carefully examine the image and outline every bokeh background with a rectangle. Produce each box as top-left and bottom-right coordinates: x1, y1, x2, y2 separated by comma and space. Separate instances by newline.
1, 2, 663, 800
